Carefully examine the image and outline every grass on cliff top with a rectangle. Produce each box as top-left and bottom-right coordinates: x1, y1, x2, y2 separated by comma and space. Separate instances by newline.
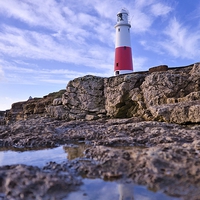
43, 89, 66, 99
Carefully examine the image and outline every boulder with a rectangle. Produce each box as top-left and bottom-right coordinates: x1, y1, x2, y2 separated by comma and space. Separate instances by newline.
52, 98, 62, 106
149, 65, 168, 73
61, 75, 106, 120
142, 63, 200, 123
104, 73, 147, 118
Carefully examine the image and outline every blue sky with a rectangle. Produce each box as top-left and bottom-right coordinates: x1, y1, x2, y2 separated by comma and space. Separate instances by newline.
0, 0, 200, 110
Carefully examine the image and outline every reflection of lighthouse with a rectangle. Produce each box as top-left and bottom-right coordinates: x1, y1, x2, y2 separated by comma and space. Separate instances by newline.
118, 183, 134, 200
114, 9, 133, 76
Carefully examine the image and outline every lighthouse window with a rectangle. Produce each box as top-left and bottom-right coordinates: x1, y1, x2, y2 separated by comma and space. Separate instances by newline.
117, 13, 123, 21
118, 28, 120, 32
116, 63, 119, 66
124, 46, 126, 49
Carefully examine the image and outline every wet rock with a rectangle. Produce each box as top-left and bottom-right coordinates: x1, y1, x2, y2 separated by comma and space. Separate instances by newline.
0, 116, 200, 199
70, 144, 200, 199
0, 164, 81, 200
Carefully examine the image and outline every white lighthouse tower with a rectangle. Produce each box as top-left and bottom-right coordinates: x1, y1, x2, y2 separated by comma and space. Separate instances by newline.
114, 9, 133, 76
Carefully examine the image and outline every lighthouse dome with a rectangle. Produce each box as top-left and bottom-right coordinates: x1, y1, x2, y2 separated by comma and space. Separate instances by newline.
116, 8, 129, 24
118, 8, 129, 15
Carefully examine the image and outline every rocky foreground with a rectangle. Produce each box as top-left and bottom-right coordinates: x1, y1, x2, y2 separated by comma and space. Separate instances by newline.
1, 63, 200, 199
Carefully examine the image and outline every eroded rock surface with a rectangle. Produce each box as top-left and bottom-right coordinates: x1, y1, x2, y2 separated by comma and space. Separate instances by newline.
0, 116, 200, 198
48, 62, 200, 124
0, 63, 200, 199
4, 90, 65, 123
0, 164, 81, 200
1, 117, 200, 148
141, 63, 200, 123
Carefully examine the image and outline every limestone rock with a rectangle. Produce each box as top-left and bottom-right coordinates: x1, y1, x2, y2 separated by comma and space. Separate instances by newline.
60, 75, 106, 120
142, 63, 200, 123
2, 63, 200, 124
63, 75, 104, 111
149, 101, 200, 123
149, 65, 168, 73
4, 90, 65, 123
0, 63, 200, 199
0, 111, 6, 125
0, 164, 81, 200
47, 105, 68, 120
104, 73, 147, 118
52, 98, 62, 106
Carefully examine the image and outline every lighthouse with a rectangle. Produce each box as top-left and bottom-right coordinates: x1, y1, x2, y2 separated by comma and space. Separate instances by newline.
114, 9, 133, 76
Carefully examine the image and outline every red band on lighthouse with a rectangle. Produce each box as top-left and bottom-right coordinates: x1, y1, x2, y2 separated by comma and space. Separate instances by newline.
114, 9, 133, 76
114, 46, 133, 71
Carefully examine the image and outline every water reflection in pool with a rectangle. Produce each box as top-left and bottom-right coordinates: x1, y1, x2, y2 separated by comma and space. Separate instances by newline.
64, 144, 86, 160
0, 145, 181, 200
66, 179, 181, 200
0, 144, 87, 167
0, 146, 67, 167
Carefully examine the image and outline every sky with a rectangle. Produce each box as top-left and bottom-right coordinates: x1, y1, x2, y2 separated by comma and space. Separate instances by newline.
0, 0, 200, 110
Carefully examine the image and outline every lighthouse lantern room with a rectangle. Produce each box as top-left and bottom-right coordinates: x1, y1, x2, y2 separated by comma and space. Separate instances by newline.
114, 9, 133, 76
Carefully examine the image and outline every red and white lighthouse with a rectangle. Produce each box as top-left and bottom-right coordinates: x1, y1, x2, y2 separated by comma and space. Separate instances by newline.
114, 9, 133, 76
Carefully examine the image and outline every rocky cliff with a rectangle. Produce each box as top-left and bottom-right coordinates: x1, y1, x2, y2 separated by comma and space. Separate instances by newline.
3, 62, 200, 125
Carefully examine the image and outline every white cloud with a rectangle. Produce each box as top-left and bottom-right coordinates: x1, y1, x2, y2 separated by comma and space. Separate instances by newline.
83, 0, 123, 20
160, 18, 200, 59
0, 0, 189, 88
0, 66, 4, 80
0, 0, 175, 67
139, 39, 165, 56
0, 0, 115, 50
0, 25, 114, 71
133, 56, 148, 71
131, 10, 153, 32
130, 0, 173, 33
0, 0, 68, 31
137, 15, 200, 61
134, 0, 155, 9
0, 58, 113, 85
0, 0, 117, 74
150, 3, 172, 17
